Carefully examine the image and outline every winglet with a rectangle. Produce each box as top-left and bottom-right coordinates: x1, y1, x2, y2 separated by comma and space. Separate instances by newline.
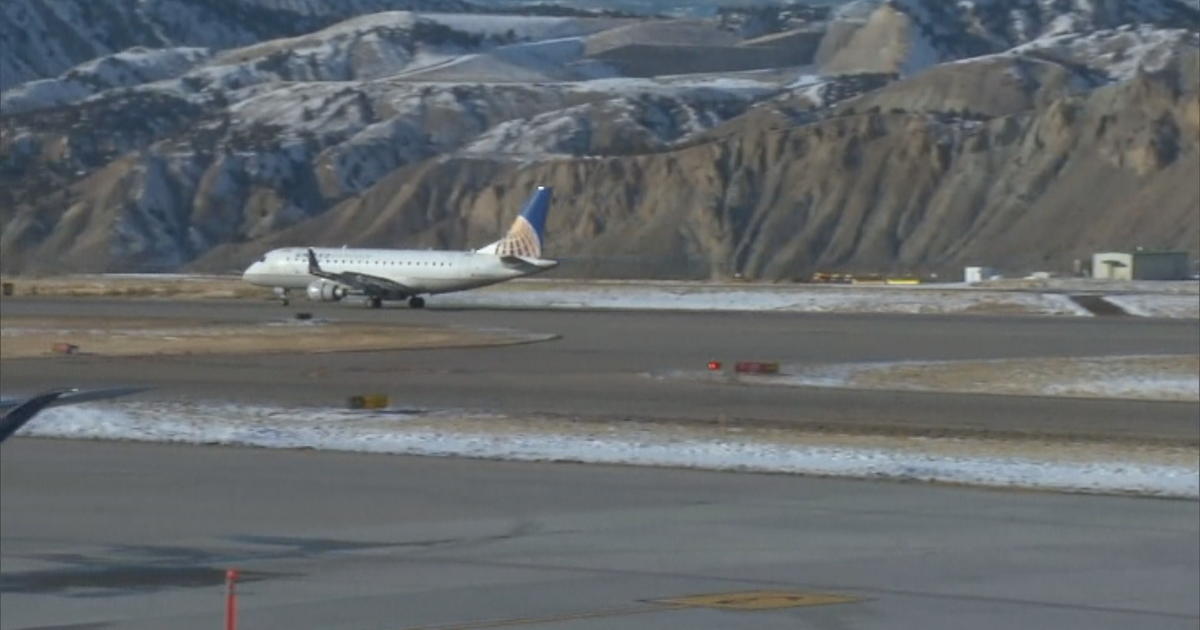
0, 390, 70, 443
1, 387, 148, 444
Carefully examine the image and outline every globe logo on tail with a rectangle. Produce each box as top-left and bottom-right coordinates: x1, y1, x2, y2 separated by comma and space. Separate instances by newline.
495, 216, 541, 258
494, 186, 551, 258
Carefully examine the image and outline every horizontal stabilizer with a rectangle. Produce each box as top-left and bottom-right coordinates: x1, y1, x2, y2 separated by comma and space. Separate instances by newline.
501, 255, 559, 269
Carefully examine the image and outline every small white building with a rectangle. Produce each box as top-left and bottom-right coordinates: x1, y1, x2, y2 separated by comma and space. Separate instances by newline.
964, 266, 998, 283
1092, 251, 1190, 280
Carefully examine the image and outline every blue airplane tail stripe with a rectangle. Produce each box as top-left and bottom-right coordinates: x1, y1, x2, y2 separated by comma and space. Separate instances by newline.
520, 186, 552, 246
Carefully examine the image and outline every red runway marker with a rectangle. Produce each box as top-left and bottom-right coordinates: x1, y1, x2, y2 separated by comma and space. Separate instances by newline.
225, 568, 240, 630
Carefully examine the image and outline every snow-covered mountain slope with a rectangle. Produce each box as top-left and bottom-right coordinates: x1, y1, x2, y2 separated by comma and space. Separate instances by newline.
390, 37, 621, 83
817, 0, 1200, 76
2, 2, 1198, 277
459, 82, 774, 157
1004, 24, 1198, 83
828, 26, 1199, 118
194, 55, 1197, 280
0, 70, 770, 271
0, 0, 477, 90
2, 10, 639, 114
2, 47, 212, 114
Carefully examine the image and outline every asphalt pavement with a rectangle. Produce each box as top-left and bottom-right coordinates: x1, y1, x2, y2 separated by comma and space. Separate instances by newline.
2, 297, 1197, 442
2, 439, 1196, 630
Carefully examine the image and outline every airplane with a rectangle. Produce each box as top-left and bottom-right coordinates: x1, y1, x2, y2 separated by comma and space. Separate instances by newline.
0, 387, 146, 444
242, 186, 558, 308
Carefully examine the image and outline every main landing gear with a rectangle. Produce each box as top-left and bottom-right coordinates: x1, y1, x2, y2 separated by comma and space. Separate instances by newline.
363, 296, 423, 309
358, 296, 427, 309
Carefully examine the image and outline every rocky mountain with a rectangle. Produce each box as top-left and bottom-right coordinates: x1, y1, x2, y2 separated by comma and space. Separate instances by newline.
817, 0, 1200, 76
0, 0, 490, 91
2, 0, 1198, 279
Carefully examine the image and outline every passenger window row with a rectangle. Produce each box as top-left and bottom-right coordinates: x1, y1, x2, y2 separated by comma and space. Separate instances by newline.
294, 256, 450, 267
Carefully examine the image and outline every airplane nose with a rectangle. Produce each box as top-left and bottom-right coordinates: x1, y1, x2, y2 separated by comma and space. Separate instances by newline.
242, 262, 263, 283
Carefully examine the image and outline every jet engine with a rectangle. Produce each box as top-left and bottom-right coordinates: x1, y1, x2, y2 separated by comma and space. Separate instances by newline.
306, 280, 348, 302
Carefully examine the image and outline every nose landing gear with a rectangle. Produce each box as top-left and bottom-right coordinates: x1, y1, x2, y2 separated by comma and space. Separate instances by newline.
273, 287, 290, 306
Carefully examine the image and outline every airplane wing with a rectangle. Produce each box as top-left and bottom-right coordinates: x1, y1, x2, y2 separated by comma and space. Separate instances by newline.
307, 248, 414, 297
0, 386, 147, 444
0, 391, 68, 443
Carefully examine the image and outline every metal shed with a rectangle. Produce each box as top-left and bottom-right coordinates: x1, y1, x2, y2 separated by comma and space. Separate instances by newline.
1092, 251, 1190, 280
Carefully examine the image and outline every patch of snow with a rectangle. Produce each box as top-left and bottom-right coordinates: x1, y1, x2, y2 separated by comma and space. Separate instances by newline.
1041, 375, 1199, 401
785, 73, 824, 90
393, 38, 589, 83
460, 87, 757, 157
1, 79, 94, 114
949, 25, 1197, 84
703, 355, 1200, 402
563, 76, 774, 96
462, 103, 598, 156
1104, 294, 1200, 318
16, 402, 1197, 498
1046, 13, 1081, 36
835, 0, 883, 21
2, 46, 211, 113
419, 13, 618, 40
433, 284, 1094, 317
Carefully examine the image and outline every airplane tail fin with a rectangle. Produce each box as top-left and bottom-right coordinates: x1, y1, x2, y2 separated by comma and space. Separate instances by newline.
477, 186, 552, 257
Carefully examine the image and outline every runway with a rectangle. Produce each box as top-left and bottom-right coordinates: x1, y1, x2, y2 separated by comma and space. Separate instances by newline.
1, 297, 1197, 443
2, 439, 1197, 630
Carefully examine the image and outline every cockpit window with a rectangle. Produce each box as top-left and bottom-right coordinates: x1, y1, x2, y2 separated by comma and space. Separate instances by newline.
257, 255, 267, 263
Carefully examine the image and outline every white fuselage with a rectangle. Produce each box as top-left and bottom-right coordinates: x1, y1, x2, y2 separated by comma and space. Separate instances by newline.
242, 247, 554, 296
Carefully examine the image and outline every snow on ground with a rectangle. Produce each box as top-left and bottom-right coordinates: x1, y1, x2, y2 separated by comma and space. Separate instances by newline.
419, 13, 629, 41
562, 76, 778, 96
951, 25, 1198, 83
2, 46, 212, 113
16, 402, 1198, 499
392, 37, 600, 83
663, 354, 1200, 402
1103, 294, 1200, 319
974, 278, 1199, 293
786, 72, 824, 90
433, 283, 1093, 316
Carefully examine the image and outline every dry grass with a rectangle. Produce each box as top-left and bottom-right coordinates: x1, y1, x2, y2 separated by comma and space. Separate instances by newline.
0, 315, 549, 358
342, 415, 1199, 469
0, 275, 268, 300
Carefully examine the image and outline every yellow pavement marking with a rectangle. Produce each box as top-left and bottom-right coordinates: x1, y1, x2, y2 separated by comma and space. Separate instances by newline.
396, 589, 859, 628
656, 590, 860, 610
